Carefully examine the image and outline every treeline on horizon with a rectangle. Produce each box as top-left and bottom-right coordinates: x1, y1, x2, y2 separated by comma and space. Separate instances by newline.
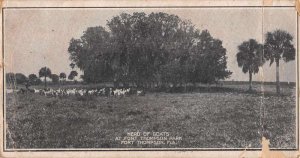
6, 12, 296, 94
6, 69, 79, 87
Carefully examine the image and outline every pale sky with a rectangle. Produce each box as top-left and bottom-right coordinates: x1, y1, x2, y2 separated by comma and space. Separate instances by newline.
3, 8, 297, 82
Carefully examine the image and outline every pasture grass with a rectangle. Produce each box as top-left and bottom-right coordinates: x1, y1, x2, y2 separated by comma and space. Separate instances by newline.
5, 83, 296, 149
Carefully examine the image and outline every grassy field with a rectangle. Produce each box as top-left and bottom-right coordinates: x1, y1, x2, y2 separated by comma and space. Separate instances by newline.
5, 83, 296, 149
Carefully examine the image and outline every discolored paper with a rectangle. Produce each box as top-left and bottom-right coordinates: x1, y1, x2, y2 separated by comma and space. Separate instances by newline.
0, 0, 299, 158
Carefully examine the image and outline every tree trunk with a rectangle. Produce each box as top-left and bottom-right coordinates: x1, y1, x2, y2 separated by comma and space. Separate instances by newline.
249, 72, 252, 91
44, 76, 47, 89
276, 60, 280, 95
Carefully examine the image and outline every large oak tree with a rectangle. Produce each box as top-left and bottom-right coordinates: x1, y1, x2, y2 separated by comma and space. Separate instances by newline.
68, 12, 232, 88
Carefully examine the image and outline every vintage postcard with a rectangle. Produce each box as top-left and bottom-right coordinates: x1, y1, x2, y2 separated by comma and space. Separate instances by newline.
0, 0, 299, 157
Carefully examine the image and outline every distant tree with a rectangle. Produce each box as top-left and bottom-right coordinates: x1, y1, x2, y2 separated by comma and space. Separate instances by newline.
80, 75, 84, 79
237, 39, 264, 91
15, 73, 28, 84
39, 67, 52, 89
68, 71, 78, 83
70, 63, 76, 70
264, 30, 295, 94
36, 78, 42, 85
6, 73, 16, 84
59, 72, 66, 84
28, 74, 38, 85
51, 74, 59, 84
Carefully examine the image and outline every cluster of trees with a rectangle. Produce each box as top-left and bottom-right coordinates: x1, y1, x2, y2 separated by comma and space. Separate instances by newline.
6, 68, 78, 88
68, 12, 232, 88
237, 30, 295, 94
6, 73, 33, 85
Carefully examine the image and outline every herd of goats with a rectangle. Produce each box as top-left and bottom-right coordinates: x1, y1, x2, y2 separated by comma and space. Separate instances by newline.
6, 87, 146, 97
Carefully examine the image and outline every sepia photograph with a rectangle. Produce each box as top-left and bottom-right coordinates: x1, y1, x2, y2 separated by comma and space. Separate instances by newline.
3, 6, 298, 151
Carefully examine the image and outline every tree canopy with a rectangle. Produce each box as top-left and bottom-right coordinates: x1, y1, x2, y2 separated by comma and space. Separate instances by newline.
51, 74, 59, 84
28, 74, 40, 85
15, 73, 28, 84
59, 73, 66, 80
39, 67, 52, 79
68, 12, 232, 87
237, 39, 264, 74
264, 30, 295, 65
39, 67, 52, 88
6, 73, 16, 84
236, 39, 264, 90
68, 71, 78, 81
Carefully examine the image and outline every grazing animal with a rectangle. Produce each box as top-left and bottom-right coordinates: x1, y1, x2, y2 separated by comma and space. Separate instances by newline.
27, 88, 35, 93
17, 88, 26, 94
87, 89, 97, 95
14, 86, 140, 98
43, 89, 53, 96
110, 88, 113, 96
6, 89, 14, 94
113, 88, 130, 97
67, 88, 76, 96
97, 88, 106, 96
137, 90, 145, 96
33, 88, 39, 93
75, 89, 85, 96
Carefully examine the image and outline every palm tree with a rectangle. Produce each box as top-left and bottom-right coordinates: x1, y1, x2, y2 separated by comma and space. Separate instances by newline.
59, 72, 66, 84
237, 39, 264, 91
39, 67, 52, 89
264, 30, 295, 94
